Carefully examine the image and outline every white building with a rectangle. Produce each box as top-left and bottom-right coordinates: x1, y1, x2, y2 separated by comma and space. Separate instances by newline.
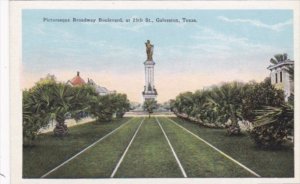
267, 59, 294, 101
87, 78, 116, 96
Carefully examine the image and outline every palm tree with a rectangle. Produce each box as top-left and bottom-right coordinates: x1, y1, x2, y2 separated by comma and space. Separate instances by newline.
51, 83, 77, 136
208, 82, 245, 135
254, 104, 293, 128
270, 53, 288, 65
251, 103, 293, 148
173, 92, 194, 117
23, 81, 61, 143
23, 81, 92, 138
191, 90, 213, 122
23, 89, 51, 145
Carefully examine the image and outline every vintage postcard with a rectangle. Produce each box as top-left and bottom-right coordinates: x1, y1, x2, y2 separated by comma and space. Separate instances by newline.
9, 1, 300, 184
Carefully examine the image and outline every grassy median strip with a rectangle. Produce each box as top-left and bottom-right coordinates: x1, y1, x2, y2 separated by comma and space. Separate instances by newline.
155, 117, 187, 177
159, 117, 254, 177
110, 118, 145, 178
168, 117, 294, 177
114, 117, 183, 178
23, 117, 132, 178
46, 117, 142, 178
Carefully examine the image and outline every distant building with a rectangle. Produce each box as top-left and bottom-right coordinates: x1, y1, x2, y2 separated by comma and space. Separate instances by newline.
66, 71, 86, 86
67, 71, 115, 96
267, 58, 294, 101
87, 78, 116, 96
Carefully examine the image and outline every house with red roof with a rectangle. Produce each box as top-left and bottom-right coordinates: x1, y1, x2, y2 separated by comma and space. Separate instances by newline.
66, 71, 86, 86
66, 71, 116, 96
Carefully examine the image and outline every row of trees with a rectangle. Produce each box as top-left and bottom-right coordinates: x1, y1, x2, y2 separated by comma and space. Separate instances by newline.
170, 78, 293, 148
171, 54, 294, 148
170, 78, 284, 128
23, 78, 130, 145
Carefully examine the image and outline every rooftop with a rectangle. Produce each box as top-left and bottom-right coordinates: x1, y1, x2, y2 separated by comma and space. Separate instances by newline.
267, 60, 294, 70
69, 71, 86, 86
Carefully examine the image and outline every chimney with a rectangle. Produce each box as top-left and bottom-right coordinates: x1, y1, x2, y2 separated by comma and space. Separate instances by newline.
77, 71, 80, 76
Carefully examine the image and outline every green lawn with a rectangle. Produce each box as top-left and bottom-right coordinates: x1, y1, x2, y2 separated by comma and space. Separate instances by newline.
23, 117, 133, 178
158, 117, 253, 177
114, 117, 183, 178
47, 117, 143, 178
168, 117, 294, 177
23, 116, 294, 178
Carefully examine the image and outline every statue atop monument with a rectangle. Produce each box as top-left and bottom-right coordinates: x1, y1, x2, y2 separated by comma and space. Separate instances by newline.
145, 40, 154, 61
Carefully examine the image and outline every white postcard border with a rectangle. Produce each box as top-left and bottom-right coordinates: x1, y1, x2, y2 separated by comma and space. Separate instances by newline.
10, 1, 300, 184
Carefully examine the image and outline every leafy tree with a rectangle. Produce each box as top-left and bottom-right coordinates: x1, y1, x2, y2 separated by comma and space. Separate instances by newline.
37, 73, 57, 85
169, 99, 176, 112
23, 79, 62, 145
173, 92, 194, 117
250, 64, 294, 149
22, 81, 93, 144
170, 53, 293, 144
89, 94, 117, 122
51, 84, 75, 134
208, 82, 245, 135
143, 99, 157, 118
88, 93, 129, 122
23, 89, 50, 145
250, 103, 293, 149
113, 93, 130, 118
71, 85, 98, 120
44, 83, 93, 137
190, 90, 219, 124
242, 78, 285, 122
23, 74, 131, 145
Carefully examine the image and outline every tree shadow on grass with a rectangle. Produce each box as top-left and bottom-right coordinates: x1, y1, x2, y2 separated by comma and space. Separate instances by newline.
251, 143, 294, 151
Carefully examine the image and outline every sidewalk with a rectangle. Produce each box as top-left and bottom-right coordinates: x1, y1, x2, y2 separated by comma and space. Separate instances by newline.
124, 111, 176, 117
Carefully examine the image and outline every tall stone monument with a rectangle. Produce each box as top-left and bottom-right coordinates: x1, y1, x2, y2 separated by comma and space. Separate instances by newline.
142, 40, 157, 101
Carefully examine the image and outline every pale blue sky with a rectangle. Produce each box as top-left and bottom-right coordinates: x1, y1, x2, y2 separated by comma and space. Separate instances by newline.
23, 10, 293, 102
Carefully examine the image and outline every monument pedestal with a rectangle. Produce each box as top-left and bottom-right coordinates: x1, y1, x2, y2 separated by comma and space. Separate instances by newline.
143, 92, 157, 101
142, 59, 157, 101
